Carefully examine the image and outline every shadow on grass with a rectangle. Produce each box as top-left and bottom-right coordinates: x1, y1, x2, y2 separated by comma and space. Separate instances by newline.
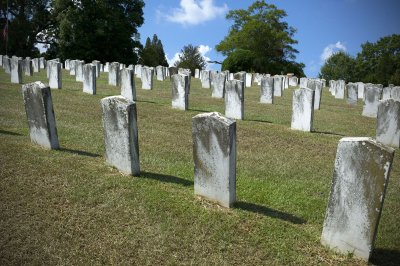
188, 108, 213, 113
245, 119, 273, 124
312, 130, 346, 137
234, 201, 306, 224
136, 99, 158, 104
140, 171, 193, 187
60, 148, 101, 158
0, 129, 23, 136
370, 248, 400, 266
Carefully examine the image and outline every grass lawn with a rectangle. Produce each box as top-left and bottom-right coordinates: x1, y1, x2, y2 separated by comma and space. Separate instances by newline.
0, 68, 399, 265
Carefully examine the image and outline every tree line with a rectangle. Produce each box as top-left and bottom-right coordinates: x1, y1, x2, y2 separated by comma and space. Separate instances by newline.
319, 34, 400, 86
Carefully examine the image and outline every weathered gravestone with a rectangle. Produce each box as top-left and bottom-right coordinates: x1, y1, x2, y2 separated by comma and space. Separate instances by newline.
273, 75, 283, 97
195, 69, 200, 78
75, 60, 85, 82
376, 99, 400, 148
300, 77, 308, 89
104, 62, 109, 73
101, 96, 140, 176
233, 72, 246, 85
22, 81, 59, 149
335, 80, 345, 99
31, 58, 39, 73
64, 59, 70, 70
0, 54, 3, 67
346, 83, 358, 105
24, 58, 33, 76
3, 56, 11, 73
156, 65, 165, 81
225, 80, 244, 120
11, 58, 23, 84
362, 85, 382, 117
321, 137, 394, 261
291, 88, 315, 132
39, 57, 46, 69
211, 72, 226, 98
382, 87, 392, 100
260, 76, 274, 104
169, 67, 178, 78
109, 62, 120, 86
391, 86, 400, 101
141, 66, 154, 90
83, 64, 96, 94
192, 112, 236, 208
289, 76, 298, 87
245, 73, 252, 88
171, 74, 189, 110
92, 60, 101, 78
48, 61, 62, 89
313, 80, 323, 110
357, 82, 365, 99
201, 70, 211, 89
69, 60, 76, 75
120, 68, 136, 101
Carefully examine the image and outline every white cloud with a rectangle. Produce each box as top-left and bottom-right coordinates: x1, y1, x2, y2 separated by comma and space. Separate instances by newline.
166, 52, 182, 67
164, 0, 228, 26
167, 44, 213, 69
320, 41, 347, 63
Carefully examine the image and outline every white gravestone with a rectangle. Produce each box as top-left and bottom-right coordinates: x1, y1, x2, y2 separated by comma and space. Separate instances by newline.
376, 99, 400, 148
108, 62, 120, 86
120, 68, 136, 101
225, 80, 244, 120
273, 75, 283, 97
362, 85, 382, 117
141, 66, 154, 90
171, 74, 189, 110
49, 61, 62, 89
11, 58, 23, 84
291, 88, 315, 132
260, 76, 274, 104
346, 83, 358, 105
83, 64, 96, 94
211, 72, 226, 98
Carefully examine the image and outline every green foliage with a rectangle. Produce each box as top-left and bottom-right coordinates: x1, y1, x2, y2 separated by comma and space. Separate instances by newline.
51, 0, 144, 64
216, 0, 303, 76
139, 34, 168, 67
174, 44, 207, 74
0, 0, 51, 57
319, 51, 356, 82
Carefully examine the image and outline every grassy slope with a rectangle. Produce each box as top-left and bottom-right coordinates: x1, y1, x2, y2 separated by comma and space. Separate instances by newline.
0, 69, 399, 265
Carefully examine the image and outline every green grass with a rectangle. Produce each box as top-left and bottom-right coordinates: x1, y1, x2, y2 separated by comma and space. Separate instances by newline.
0, 69, 399, 265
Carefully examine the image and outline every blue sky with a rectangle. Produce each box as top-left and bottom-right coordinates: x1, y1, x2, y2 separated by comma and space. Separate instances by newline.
138, 0, 400, 77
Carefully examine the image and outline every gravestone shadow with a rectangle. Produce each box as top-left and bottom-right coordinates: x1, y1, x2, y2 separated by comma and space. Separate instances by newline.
370, 248, 400, 266
0, 129, 23, 136
312, 130, 345, 137
234, 201, 306, 224
140, 171, 193, 187
245, 118, 273, 124
60, 148, 101, 158
136, 99, 158, 104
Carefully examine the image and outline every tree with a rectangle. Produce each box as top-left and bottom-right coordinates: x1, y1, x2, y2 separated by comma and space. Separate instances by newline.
174, 44, 207, 74
0, 0, 52, 57
51, 0, 144, 64
319, 51, 356, 82
355, 34, 400, 86
139, 34, 168, 67
216, 0, 303, 76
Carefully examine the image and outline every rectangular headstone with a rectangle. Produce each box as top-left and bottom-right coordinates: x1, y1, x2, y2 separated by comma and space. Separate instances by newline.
321, 137, 394, 261
69, 60, 76, 75
201, 70, 211, 89
313, 80, 323, 110
357, 82, 365, 99
65, 59, 70, 70
11, 58, 23, 84
225, 80, 244, 120
49, 61, 62, 89
101, 96, 140, 176
192, 112, 236, 208
335, 80, 346, 99
39, 57, 46, 69
291, 88, 315, 132
391, 86, 400, 101
195, 69, 200, 78
211, 72, 226, 98
346, 83, 358, 105
362, 85, 382, 117
260, 76, 274, 104
75, 60, 84, 82
289, 76, 298, 87
83, 64, 96, 94
22, 81, 59, 149
24, 58, 33, 76
376, 99, 400, 148
108, 62, 120, 86
273, 75, 283, 97
245, 73, 252, 88
120, 68, 136, 101
92, 60, 101, 77
3, 56, 11, 73
171, 74, 189, 110
382, 87, 391, 100
141, 66, 154, 90
156, 65, 165, 81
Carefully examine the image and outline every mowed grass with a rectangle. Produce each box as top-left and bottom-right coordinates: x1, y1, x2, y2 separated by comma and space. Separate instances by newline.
0, 68, 399, 265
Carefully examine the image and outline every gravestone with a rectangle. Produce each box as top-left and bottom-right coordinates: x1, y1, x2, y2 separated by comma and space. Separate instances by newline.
362, 85, 382, 117
321, 137, 394, 261
65, 59, 70, 70
101, 96, 140, 176
201, 70, 211, 89
0, 54, 2, 67
260, 76, 274, 104
391, 86, 400, 101
22, 81, 59, 149
92, 60, 101, 77
120, 68, 136, 101
229, 73, 234, 80
211, 72, 226, 98
225, 80, 244, 120
39, 57, 46, 69
32, 58, 40, 73
104, 62, 109, 72
69, 60, 76, 75
75, 60, 85, 82
192, 112, 236, 208
357, 82, 365, 99
335, 80, 345, 99
156, 65, 165, 81
273, 75, 283, 97
83, 64, 96, 94
141, 66, 154, 90
10, 58, 23, 84
291, 88, 315, 132
171, 74, 189, 110
178, 68, 191, 93
382, 87, 391, 100
169, 67, 178, 77
108, 62, 120, 86
313, 80, 323, 110
376, 99, 400, 148
245, 73, 252, 88
49, 61, 62, 89
300, 77, 308, 89
233, 72, 246, 84
284, 75, 289, 89
346, 83, 358, 105
194, 69, 200, 78
24, 58, 33, 76
289, 76, 298, 87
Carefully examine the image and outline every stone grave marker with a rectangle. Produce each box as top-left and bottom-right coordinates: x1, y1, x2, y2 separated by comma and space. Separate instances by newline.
291, 88, 315, 132
225, 80, 244, 120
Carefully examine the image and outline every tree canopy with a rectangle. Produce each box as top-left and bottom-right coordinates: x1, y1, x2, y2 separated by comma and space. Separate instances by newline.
216, 0, 304, 76
320, 34, 400, 85
174, 44, 207, 74
139, 34, 168, 67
